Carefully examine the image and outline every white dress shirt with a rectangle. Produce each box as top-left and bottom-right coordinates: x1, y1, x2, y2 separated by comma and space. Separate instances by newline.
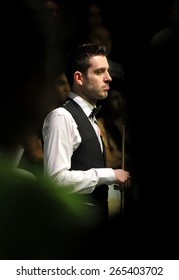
43, 92, 115, 194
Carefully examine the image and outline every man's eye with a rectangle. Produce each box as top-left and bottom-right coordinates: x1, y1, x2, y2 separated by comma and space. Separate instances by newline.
96, 69, 104, 75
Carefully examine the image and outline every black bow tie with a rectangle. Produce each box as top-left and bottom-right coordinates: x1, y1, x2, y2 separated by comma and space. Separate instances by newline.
89, 105, 101, 119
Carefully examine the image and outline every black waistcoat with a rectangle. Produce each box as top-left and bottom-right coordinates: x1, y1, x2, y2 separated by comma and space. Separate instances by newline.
63, 99, 108, 207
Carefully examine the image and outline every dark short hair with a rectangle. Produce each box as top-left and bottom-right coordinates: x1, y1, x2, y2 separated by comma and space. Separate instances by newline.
65, 43, 107, 87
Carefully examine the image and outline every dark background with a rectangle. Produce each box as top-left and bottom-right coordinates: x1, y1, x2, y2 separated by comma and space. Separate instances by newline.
60, 0, 179, 259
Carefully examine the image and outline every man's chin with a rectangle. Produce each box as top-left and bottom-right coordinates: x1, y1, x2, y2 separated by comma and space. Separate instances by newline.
100, 91, 108, 99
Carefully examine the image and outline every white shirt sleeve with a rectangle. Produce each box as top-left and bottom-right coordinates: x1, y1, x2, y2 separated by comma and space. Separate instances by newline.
43, 107, 116, 194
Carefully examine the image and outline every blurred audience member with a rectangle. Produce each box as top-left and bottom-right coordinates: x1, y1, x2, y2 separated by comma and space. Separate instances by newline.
87, 25, 125, 80
97, 77, 132, 217
151, 0, 179, 48
97, 78, 130, 169
87, 0, 104, 30
18, 72, 70, 176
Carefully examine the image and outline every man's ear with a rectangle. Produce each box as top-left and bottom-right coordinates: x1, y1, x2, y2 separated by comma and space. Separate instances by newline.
74, 71, 83, 85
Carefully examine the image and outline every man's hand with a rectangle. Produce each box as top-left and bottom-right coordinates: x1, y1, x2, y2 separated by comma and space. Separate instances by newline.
113, 169, 130, 189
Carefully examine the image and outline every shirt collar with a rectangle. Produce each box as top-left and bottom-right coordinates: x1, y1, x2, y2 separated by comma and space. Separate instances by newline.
69, 92, 96, 118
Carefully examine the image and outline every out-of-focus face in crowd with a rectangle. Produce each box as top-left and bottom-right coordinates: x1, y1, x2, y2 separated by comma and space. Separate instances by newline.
1, 0, 64, 149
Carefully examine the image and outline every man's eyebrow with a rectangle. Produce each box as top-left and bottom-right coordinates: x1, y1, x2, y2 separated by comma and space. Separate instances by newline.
94, 67, 108, 72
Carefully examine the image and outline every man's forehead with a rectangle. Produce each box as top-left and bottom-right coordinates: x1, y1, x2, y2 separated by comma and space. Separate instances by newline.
89, 55, 108, 67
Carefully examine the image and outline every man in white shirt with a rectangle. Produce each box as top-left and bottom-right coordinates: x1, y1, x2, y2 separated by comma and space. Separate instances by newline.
43, 43, 130, 225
